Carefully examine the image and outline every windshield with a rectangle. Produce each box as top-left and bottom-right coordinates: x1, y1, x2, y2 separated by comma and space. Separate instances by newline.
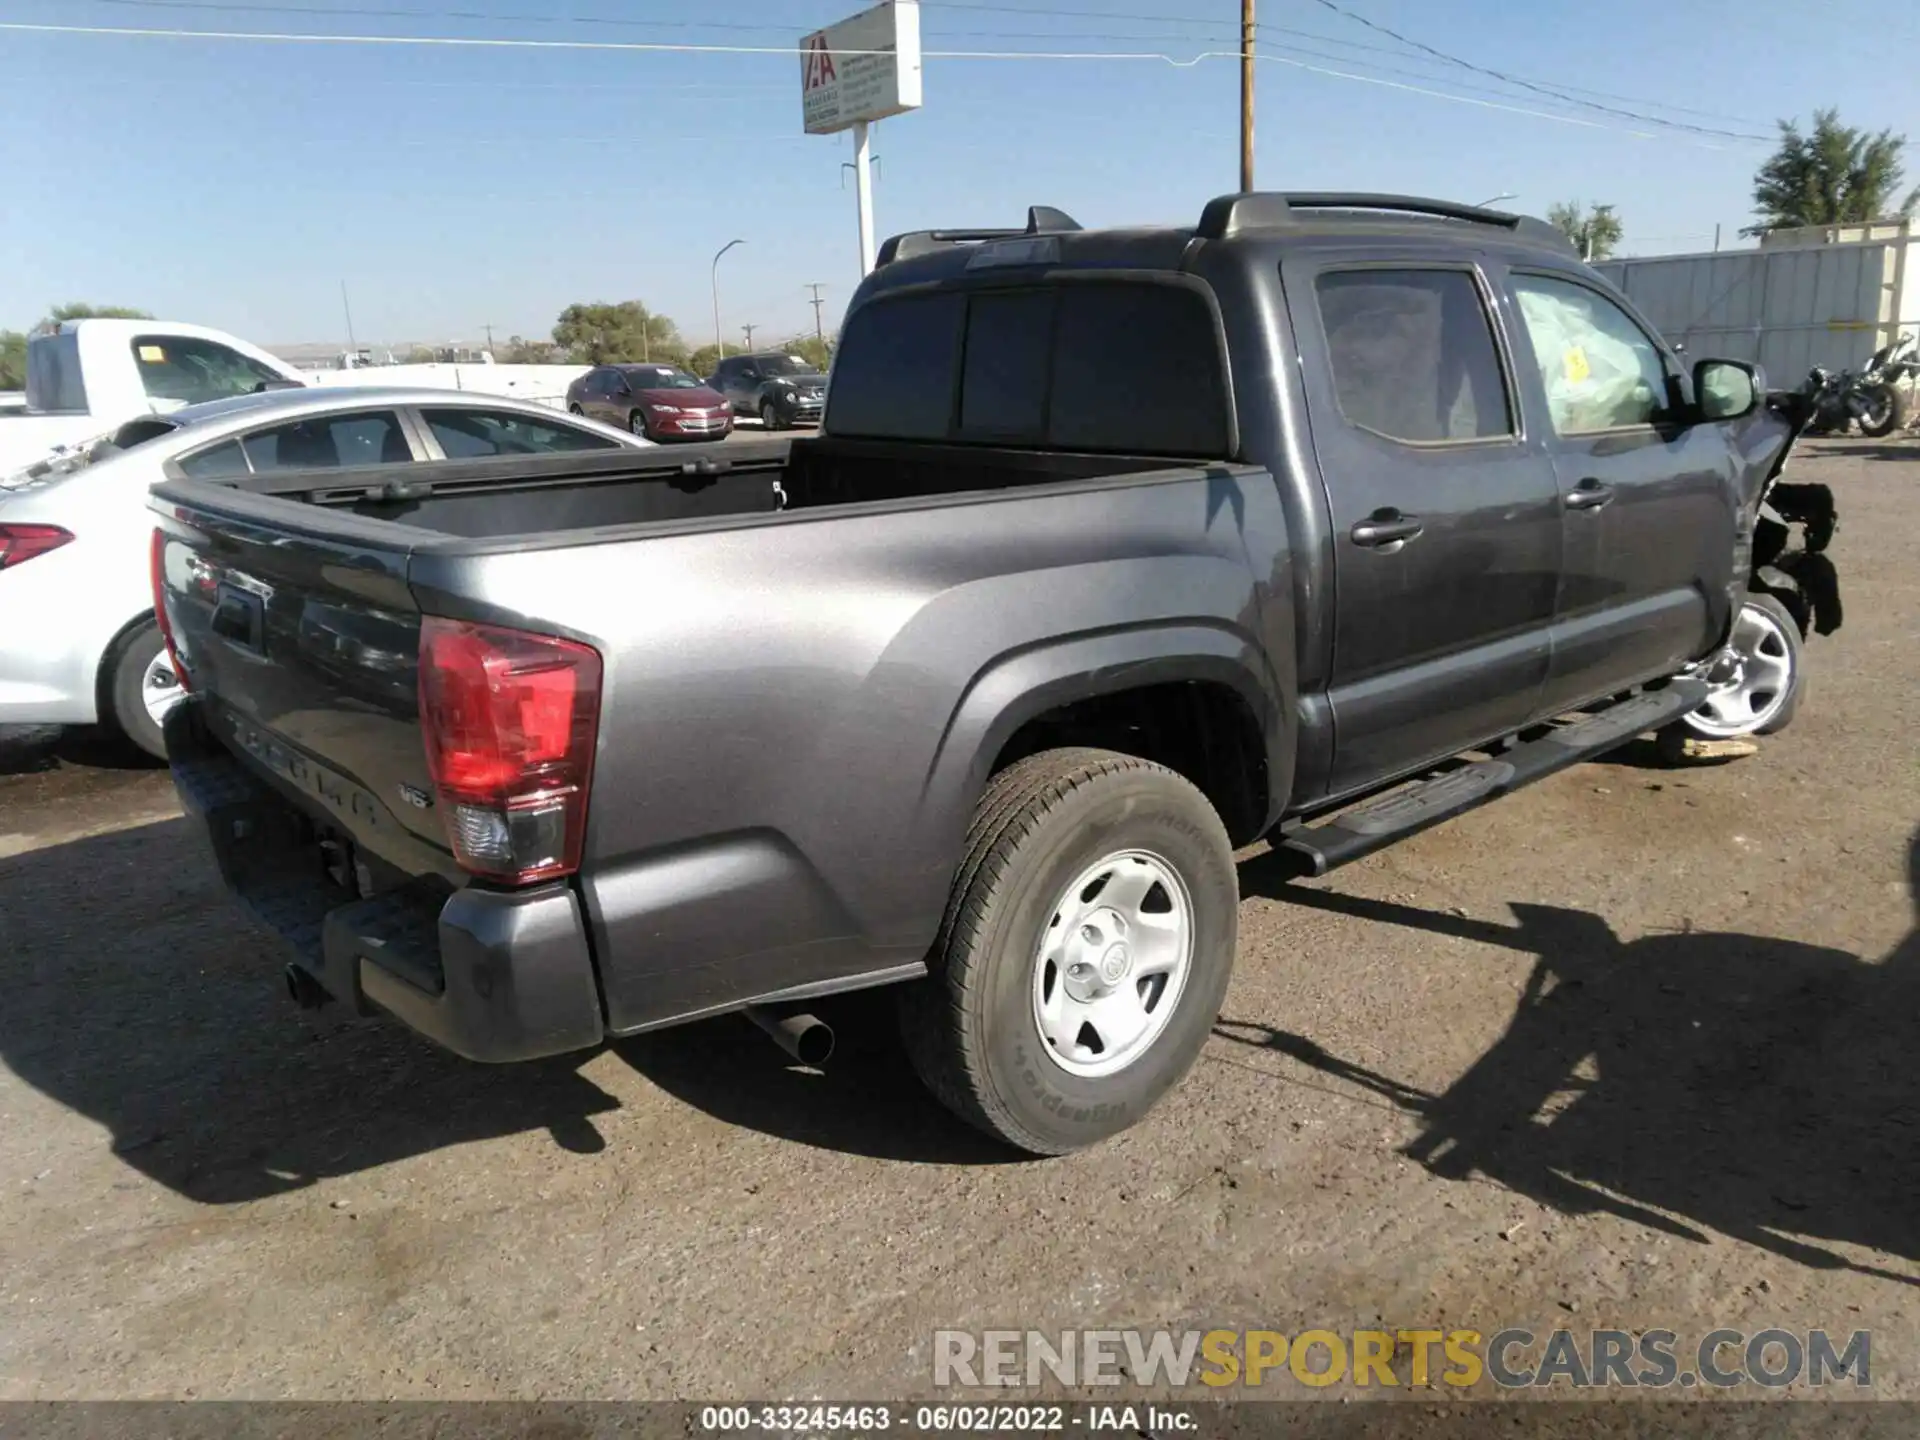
626, 367, 704, 390
758, 356, 820, 377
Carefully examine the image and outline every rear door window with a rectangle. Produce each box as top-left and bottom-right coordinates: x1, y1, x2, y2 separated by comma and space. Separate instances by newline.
133, 336, 288, 406
1313, 269, 1514, 444
242, 411, 411, 470
422, 407, 622, 458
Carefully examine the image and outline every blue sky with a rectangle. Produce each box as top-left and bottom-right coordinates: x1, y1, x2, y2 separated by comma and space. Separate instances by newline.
2, 0, 1915, 350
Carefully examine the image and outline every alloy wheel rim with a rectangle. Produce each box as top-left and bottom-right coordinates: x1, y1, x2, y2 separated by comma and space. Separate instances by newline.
1030, 849, 1194, 1079
1689, 602, 1793, 738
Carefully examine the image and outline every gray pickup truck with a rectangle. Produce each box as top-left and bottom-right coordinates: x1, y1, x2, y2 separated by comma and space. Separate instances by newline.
153, 193, 1806, 1155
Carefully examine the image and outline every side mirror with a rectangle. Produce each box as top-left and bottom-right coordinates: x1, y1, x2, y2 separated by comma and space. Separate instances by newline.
1694, 358, 1760, 422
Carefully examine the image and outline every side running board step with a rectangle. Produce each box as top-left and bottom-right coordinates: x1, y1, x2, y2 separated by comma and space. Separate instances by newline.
1278, 679, 1708, 877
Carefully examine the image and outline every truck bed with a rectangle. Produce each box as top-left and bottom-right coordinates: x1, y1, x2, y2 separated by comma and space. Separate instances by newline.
152, 435, 1284, 1045
198, 434, 1208, 541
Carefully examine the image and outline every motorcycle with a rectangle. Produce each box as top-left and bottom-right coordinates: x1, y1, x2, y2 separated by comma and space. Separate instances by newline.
1803, 331, 1916, 437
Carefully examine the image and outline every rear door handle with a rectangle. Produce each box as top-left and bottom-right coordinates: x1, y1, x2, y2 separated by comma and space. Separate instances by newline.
1349, 514, 1424, 548
1566, 480, 1615, 511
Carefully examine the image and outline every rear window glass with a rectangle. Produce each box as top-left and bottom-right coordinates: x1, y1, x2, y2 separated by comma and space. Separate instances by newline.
959, 290, 1053, 439
828, 281, 1230, 455
177, 440, 250, 479
826, 292, 964, 441
1051, 287, 1230, 454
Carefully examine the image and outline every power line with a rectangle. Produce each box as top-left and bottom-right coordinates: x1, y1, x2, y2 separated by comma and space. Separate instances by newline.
0, 19, 1774, 143
57, 0, 1773, 137
1297, 0, 1770, 142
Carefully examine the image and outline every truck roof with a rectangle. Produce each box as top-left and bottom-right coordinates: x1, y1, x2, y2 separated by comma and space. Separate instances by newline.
865, 191, 1582, 294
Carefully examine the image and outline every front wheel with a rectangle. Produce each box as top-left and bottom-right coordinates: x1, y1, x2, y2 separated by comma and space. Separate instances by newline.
1855, 382, 1910, 438
898, 748, 1239, 1155
568, 403, 585, 415
1681, 592, 1804, 740
628, 410, 652, 440
760, 399, 785, 432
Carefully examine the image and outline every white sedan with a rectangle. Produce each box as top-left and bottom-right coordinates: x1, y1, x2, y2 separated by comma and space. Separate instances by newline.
0, 386, 650, 758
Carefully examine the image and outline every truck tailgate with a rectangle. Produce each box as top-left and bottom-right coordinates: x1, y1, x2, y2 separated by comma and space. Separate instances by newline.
152, 491, 453, 881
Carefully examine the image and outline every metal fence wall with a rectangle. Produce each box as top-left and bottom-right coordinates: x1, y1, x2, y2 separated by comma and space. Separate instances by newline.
1594, 236, 1917, 387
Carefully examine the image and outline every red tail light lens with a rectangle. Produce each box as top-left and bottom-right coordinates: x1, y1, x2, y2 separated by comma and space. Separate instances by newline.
148, 527, 193, 694
417, 616, 602, 885
0, 523, 73, 571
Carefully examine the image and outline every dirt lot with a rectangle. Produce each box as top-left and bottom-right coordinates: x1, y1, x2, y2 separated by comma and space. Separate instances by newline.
0, 441, 1913, 1405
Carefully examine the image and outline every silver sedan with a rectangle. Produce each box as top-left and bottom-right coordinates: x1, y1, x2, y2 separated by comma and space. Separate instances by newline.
0, 386, 650, 758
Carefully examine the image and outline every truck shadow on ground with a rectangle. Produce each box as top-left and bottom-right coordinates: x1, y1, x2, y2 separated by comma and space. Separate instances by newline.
1228, 833, 1920, 1286
0, 819, 1007, 1203
610, 989, 1019, 1166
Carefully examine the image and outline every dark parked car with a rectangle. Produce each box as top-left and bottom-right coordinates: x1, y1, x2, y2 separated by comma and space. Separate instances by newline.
155, 193, 1806, 1157
707, 352, 826, 429
566, 363, 732, 442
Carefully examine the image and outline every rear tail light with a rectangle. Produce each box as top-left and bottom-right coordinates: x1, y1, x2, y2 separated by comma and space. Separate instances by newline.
417, 616, 602, 885
148, 527, 193, 694
0, 523, 73, 571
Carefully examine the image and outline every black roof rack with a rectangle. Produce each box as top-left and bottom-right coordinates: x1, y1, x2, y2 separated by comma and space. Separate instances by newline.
1195, 192, 1576, 253
874, 205, 1083, 267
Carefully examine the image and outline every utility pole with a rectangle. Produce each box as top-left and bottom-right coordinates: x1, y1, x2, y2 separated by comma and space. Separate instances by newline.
805, 283, 827, 346
1713, 223, 1723, 253
483, 323, 494, 355
1239, 0, 1255, 192
742, 323, 758, 351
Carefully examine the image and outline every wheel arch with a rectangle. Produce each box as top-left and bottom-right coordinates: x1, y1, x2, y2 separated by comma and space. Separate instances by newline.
92, 606, 160, 725
929, 622, 1296, 850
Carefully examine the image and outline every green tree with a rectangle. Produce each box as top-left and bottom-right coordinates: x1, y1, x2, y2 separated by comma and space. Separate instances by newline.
403, 345, 439, 365
773, 334, 834, 369
501, 335, 557, 364
0, 331, 25, 391
551, 301, 685, 365
44, 303, 153, 324
1746, 109, 1920, 236
686, 343, 723, 378
1547, 201, 1624, 262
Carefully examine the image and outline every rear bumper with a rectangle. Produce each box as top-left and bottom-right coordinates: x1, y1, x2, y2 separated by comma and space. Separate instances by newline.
167, 706, 605, 1063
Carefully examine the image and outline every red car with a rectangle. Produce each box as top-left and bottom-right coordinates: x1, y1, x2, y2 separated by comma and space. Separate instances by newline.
566, 363, 734, 442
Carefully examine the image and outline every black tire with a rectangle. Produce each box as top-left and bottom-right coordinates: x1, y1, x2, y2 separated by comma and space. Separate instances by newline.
1749, 591, 1804, 736
760, 398, 785, 432
898, 747, 1239, 1155
100, 619, 173, 761
628, 410, 653, 441
1856, 382, 1910, 438
568, 403, 584, 415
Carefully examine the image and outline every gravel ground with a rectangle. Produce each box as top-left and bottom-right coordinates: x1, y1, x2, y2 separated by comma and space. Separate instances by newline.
0, 440, 1913, 1407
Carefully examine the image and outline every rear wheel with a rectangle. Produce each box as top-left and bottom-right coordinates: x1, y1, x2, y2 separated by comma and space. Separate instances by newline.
1856, 382, 1909, 438
1681, 592, 1803, 740
101, 619, 181, 761
898, 748, 1239, 1155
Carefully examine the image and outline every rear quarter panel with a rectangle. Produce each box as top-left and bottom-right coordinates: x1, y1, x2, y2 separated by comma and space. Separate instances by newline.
411, 467, 1295, 1032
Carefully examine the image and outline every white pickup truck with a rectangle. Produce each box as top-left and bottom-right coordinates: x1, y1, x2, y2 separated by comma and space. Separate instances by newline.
0, 319, 310, 473
2, 319, 592, 473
